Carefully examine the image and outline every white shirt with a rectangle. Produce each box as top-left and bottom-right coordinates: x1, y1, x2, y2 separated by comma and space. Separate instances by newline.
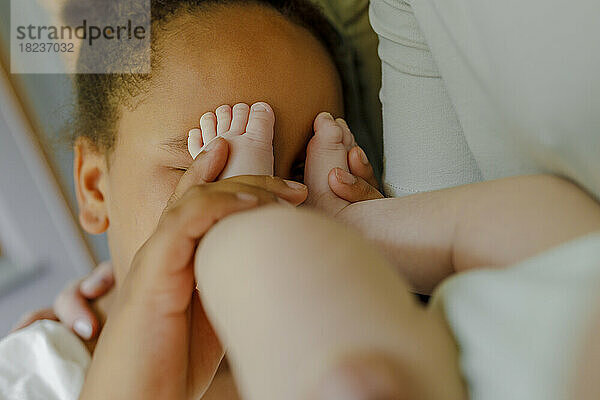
371, 0, 600, 199
370, 2, 600, 398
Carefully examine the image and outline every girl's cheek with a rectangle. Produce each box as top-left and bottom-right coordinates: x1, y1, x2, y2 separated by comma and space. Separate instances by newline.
132, 168, 180, 215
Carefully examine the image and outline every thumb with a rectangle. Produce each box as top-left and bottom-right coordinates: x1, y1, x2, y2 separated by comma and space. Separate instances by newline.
79, 260, 114, 299
166, 137, 229, 210
328, 168, 384, 203
348, 146, 379, 189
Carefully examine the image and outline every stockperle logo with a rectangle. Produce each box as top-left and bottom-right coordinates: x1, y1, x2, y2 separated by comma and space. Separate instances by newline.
11, 0, 150, 74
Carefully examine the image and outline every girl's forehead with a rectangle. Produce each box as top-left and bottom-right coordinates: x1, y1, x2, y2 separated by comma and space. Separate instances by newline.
114, 6, 343, 174
153, 10, 340, 92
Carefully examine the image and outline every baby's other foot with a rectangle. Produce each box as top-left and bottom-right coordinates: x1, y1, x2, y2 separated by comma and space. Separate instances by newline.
304, 113, 356, 215
198, 102, 275, 179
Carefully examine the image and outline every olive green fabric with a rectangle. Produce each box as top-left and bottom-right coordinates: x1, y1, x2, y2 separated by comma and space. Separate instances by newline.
311, 0, 383, 182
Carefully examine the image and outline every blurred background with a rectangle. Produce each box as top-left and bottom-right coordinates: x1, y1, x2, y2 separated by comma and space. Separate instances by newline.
0, 0, 109, 335
0, 0, 382, 335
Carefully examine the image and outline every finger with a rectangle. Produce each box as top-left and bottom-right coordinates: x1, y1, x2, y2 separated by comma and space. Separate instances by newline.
144, 191, 264, 288
134, 187, 278, 314
10, 308, 58, 333
168, 137, 229, 210
187, 291, 224, 396
328, 168, 384, 203
348, 146, 379, 188
200, 111, 218, 145
200, 181, 297, 208
54, 281, 100, 340
80, 260, 115, 299
220, 175, 308, 206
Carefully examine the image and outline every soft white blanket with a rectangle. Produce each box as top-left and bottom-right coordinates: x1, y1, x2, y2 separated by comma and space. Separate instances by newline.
0, 320, 89, 400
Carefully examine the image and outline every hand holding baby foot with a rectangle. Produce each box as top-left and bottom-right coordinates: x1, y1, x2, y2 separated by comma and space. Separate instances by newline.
304, 113, 383, 215
191, 102, 275, 179
79, 141, 231, 400
79, 139, 308, 400
328, 144, 383, 204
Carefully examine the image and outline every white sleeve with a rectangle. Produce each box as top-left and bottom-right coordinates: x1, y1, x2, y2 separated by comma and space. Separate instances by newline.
407, 0, 600, 199
434, 233, 600, 400
369, 0, 482, 197
0, 320, 90, 400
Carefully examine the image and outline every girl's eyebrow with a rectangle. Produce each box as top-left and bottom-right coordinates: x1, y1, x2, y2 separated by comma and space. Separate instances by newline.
159, 135, 190, 156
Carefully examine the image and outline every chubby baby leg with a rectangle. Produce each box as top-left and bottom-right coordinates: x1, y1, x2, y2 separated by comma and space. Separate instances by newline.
194, 206, 466, 400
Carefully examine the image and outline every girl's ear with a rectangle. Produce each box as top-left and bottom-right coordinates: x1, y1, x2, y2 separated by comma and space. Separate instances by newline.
74, 138, 109, 234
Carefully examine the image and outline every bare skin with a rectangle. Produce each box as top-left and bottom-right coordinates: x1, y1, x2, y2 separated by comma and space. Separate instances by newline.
61, 103, 595, 398
72, 4, 344, 398
83, 4, 344, 286
335, 175, 600, 294
186, 105, 600, 398
79, 169, 310, 400
42, 111, 600, 400
17, 2, 600, 399
195, 205, 467, 400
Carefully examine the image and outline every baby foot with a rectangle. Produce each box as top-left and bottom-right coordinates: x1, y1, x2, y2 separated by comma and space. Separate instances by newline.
304, 112, 357, 215
191, 102, 275, 179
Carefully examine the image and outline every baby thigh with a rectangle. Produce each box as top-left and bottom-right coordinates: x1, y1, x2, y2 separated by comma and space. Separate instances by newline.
195, 205, 465, 400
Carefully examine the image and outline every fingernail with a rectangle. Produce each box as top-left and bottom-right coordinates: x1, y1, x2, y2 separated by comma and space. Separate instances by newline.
284, 180, 307, 190
80, 276, 101, 294
357, 147, 369, 165
336, 169, 357, 185
73, 318, 93, 340
322, 112, 334, 121
251, 102, 268, 112
236, 192, 258, 203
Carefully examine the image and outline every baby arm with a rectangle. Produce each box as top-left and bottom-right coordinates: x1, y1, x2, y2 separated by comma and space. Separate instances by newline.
336, 174, 600, 293
303, 115, 600, 293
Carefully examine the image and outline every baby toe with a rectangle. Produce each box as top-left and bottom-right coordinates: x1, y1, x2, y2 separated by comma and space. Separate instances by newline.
215, 104, 232, 135
187, 128, 203, 159
229, 103, 250, 135
200, 111, 217, 144
245, 102, 275, 141
336, 118, 356, 150
314, 112, 344, 145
